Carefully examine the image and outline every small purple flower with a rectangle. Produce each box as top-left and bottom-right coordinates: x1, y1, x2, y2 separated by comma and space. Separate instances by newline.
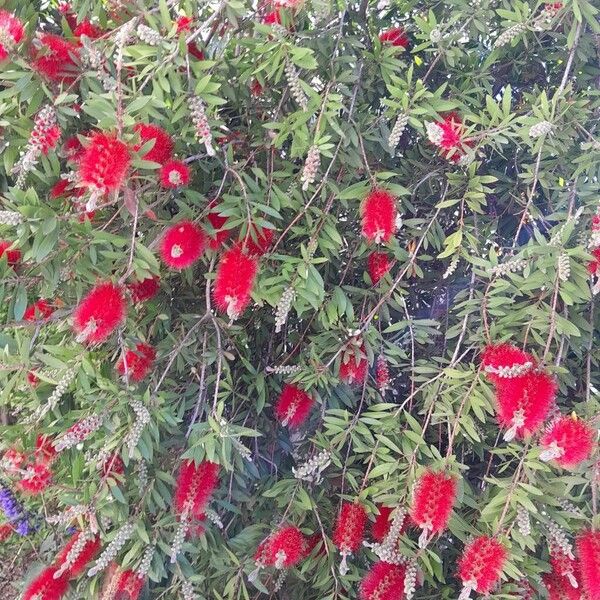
0, 482, 32, 536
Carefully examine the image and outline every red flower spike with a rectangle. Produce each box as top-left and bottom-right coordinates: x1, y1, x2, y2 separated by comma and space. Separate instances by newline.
577, 530, 600, 600
187, 41, 205, 60
72, 282, 127, 344
410, 470, 456, 546
27, 371, 40, 386
0, 240, 21, 266
205, 203, 231, 250
35, 435, 57, 464
274, 384, 314, 428
372, 505, 406, 542
427, 114, 471, 162
176, 15, 193, 33
361, 190, 397, 244
379, 27, 410, 49
174, 460, 220, 519
588, 248, 600, 275
2, 447, 26, 473
375, 355, 390, 391
360, 561, 407, 600
213, 245, 258, 319
368, 251, 392, 284
79, 132, 130, 195
116, 342, 156, 382
0, 523, 12, 542
18, 462, 52, 494
333, 502, 368, 555
543, 572, 582, 600
339, 344, 369, 385
540, 415, 594, 468
263, 10, 282, 25
102, 453, 125, 478
133, 123, 174, 165
255, 526, 307, 568
54, 531, 101, 578
550, 547, 580, 589
0, 11, 25, 61
115, 569, 144, 600
494, 369, 556, 440
73, 19, 102, 39
50, 179, 72, 199
24, 299, 54, 322
457, 536, 507, 595
128, 276, 160, 303
31, 33, 80, 83
63, 135, 84, 161
160, 159, 191, 188
481, 343, 535, 384
159, 220, 206, 270
243, 226, 274, 257
23, 567, 69, 600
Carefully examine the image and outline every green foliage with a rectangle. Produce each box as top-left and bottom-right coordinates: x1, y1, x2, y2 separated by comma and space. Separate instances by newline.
0, 0, 599, 598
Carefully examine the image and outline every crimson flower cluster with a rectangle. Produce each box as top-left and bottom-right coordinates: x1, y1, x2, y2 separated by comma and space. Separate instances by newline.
274, 384, 314, 427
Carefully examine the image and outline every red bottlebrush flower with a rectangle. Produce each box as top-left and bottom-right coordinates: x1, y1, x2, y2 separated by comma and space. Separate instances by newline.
72, 282, 127, 344
481, 343, 535, 384
79, 132, 130, 194
213, 245, 258, 319
63, 135, 84, 161
174, 460, 219, 519
37, 125, 61, 155
243, 226, 274, 256
426, 113, 469, 162
204, 203, 231, 250
0, 11, 25, 61
2, 447, 26, 473
50, 179, 72, 199
73, 19, 102, 39
0, 523, 12, 542
543, 572, 582, 600
24, 299, 54, 322
116, 342, 156, 382
361, 189, 397, 244
588, 248, 600, 275
0, 240, 21, 266
115, 569, 144, 600
18, 462, 52, 494
255, 526, 307, 568
410, 470, 456, 546
187, 41, 205, 60
35, 435, 57, 464
360, 561, 407, 600
494, 369, 556, 440
375, 355, 390, 391
333, 502, 368, 555
263, 10, 282, 25
176, 15, 193, 33
23, 566, 69, 600
159, 220, 206, 270
339, 343, 369, 385
134, 123, 174, 165
250, 79, 264, 97
577, 530, 600, 600
274, 384, 314, 427
540, 415, 594, 468
102, 453, 125, 478
31, 33, 80, 83
550, 547, 580, 589
368, 252, 392, 284
371, 505, 406, 542
379, 27, 410, 49
457, 536, 507, 595
159, 159, 191, 188
27, 371, 40, 386
54, 531, 101, 578
128, 276, 160, 302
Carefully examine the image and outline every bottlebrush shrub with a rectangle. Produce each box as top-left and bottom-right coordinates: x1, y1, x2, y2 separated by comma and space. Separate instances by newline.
0, 1, 599, 599
274, 383, 314, 427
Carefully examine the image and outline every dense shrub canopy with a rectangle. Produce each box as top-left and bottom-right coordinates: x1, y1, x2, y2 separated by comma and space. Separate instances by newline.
0, 0, 599, 598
